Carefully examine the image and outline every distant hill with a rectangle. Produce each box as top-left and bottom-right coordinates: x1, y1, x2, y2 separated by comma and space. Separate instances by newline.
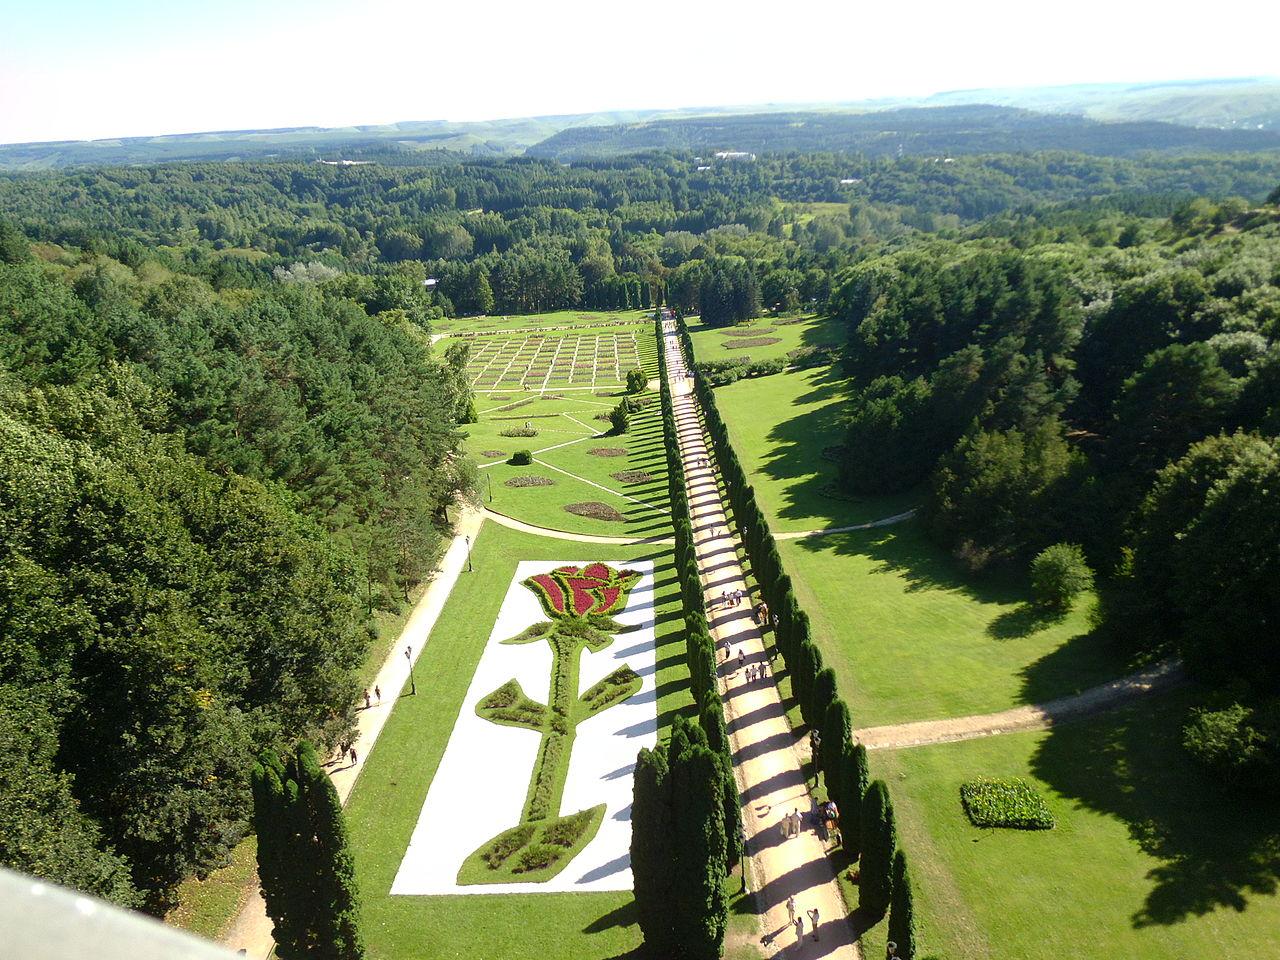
3, 77, 1278, 169
525, 104, 1280, 161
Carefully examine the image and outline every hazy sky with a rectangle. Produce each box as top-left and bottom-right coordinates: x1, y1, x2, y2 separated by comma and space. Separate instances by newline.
2, 0, 1278, 144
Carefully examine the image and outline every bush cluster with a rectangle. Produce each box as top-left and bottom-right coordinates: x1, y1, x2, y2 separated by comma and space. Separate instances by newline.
960, 777, 1056, 830
509, 449, 533, 465
499, 426, 538, 437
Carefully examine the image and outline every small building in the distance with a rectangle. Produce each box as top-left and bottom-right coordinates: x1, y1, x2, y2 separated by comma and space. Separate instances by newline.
713, 150, 756, 162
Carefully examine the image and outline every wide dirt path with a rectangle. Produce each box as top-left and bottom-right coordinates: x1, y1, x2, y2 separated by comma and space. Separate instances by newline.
223, 504, 486, 959
665, 322, 858, 959
855, 659, 1185, 751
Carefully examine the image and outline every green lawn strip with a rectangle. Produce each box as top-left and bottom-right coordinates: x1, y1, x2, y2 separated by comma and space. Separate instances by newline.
780, 522, 1121, 727
686, 313, 842, 365
436, 309, 653, 336
710, 367, 918, 533
864, 688, 1280, 960
344, 522, 693, 960
165, 837, 258, 940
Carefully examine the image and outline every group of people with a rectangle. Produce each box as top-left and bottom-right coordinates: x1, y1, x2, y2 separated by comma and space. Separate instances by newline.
753, 600, 770, 627
779, 807, 804, 839
718, 587, 746, 608
744, 660, 769, 684
785, 895, 822, 944
361, 685, 383, 709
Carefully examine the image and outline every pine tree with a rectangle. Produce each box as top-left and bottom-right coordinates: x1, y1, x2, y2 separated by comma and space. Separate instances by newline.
251, 743, 365, 960
887, 848, 918, 960
859, 780, 896, 919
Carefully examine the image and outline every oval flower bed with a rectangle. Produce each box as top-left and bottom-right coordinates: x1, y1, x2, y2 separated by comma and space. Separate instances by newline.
961, 777, 1055, 830
563, 502, 626, 522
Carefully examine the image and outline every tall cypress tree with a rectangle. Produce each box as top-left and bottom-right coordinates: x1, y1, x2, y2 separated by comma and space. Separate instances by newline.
821, 698, 851, 791
670, 742, 728, 960
887, 848, 918, 960
251, 743, 365, 960
632, 746, 673, 956
700, 700, 740, 871
859, 779, 896, 919
811, 668, 838, 740
843, 743, 871, 857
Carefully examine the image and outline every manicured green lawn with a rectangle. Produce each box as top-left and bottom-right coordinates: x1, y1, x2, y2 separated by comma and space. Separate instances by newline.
864, 689, 1280, 960
686, 313, 842, 365
435, 309, 653, 336
466, 389, 672, 539
782, 521, 1119, 727
711, 367, 917, 532
344, 521, 695, 959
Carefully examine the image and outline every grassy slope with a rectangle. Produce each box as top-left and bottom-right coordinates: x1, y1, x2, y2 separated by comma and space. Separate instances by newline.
343, 521, 707, 959
865, 688, 1280, 960
711, 367, 917, 533
782, 525, 1114, 727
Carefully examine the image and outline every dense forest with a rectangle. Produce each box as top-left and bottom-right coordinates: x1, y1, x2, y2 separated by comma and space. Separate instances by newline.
2, 143, 1279, 914
0, 220, 470, 911
831, 187, 1280, 790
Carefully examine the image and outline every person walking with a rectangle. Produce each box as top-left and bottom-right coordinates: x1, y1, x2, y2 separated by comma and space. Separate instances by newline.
738, 649, 746, 669
363, 689, 370, 710
786, 894, 797, 924
808, 908, 821, 941
374, 684, 381, 704
793, 916, 804, 944
349, 746, 358, 767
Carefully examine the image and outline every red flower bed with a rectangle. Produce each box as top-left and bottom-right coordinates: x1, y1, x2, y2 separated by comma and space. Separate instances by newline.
525, 563, 641, 619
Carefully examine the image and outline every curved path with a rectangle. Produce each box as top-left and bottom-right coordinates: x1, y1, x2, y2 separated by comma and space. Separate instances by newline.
665, 323, 859, 959
854, 659, 1185, 751
481, 506, 674, 545
774, 510, 918, 541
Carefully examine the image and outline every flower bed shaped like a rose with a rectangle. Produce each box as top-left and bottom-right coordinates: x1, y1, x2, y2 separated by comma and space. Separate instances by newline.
525, 562, 642, 619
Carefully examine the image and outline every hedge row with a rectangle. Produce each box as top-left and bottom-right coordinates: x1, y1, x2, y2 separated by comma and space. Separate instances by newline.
674, 317, 918, 955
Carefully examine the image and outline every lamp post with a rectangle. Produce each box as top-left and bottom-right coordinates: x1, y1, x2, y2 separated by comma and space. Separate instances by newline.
737, 822, 748, 892
465, 535, 473, 573
405, 645, 416, 696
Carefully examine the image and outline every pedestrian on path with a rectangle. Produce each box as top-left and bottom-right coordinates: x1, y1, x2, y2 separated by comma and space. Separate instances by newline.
808, 908, 820, 941
349, 746, 358, 767
791, 809, 802, 837
793, 916, 804, 944
786, 894, 797, 923
738, 650, 745, 670
363, 689, 371, 709
374, 684, 381, 704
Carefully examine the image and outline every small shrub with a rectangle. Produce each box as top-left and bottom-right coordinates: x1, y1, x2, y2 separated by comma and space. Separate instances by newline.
609, 404, 630, 434
499, 426, 538, 438
481, 824, 537, 868
626, 368, 648, 393
509, 450, 533, 465
512, 843, 563, 873
1030, 543, 1094, 609
961, 777, 1055, 829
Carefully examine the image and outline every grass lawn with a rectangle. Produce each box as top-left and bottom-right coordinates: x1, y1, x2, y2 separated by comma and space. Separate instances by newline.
782, 521, 1122, 727
711, 367, 917, 533
344, 520, 718, 959
686, 313, 843, 366
863, 688, 1280, 960
434, 309, 653, 336
465, 387, 672, 539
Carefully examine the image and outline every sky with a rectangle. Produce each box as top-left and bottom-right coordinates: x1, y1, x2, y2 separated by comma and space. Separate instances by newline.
1, 0, 1278, 144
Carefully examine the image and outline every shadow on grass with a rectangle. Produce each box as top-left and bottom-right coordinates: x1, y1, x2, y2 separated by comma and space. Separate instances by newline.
1031, 691, 1280, 928
987, 601, 1066, 640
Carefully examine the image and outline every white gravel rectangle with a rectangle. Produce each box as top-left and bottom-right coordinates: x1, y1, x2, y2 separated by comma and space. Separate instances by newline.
390, 559, 657, 895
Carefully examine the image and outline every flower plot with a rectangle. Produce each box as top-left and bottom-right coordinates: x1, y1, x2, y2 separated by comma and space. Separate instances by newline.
391, 560, 657, 895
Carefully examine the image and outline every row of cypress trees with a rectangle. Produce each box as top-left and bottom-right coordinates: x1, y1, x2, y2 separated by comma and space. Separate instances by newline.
632, 716, 729, 960
674, 319, 918, 958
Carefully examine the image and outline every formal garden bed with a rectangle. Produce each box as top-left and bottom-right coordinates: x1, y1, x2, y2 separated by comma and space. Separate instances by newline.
563, 502, 626, 522
610, 470, 653, 484
588, 447, 627, 457
505, 475, 554, 488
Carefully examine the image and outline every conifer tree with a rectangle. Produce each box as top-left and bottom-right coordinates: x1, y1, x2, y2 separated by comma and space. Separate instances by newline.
859, 780, 897, 919
821, 697, 851, 790
251, 743, 365, 960
631, 746, 673, 956
888, 848, 918, 959
844, 743, 871, 857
